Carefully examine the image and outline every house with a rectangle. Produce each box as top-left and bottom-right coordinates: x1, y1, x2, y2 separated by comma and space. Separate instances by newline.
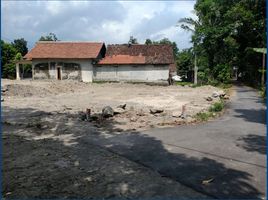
22, 41, 106, 82
19, 41, 175, 83
96, 44, 175, 82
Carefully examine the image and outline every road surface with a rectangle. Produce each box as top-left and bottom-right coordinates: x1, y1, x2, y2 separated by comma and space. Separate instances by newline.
87, 84, 266, 199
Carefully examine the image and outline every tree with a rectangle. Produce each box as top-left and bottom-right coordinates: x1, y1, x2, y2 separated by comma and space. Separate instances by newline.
145, 38, 179, 59
12, 38, 28, 56
145, 39, 152, 45
128, 36, 138, 44
39, 33, 59, 41
1, 40, 18, 78
177, 0, 266, 85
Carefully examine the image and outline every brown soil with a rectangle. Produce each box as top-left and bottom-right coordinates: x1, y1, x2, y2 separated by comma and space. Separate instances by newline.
2, 79, 225, 198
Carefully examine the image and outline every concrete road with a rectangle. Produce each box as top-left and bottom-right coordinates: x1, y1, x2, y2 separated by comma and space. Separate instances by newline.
87, 84, 266, 199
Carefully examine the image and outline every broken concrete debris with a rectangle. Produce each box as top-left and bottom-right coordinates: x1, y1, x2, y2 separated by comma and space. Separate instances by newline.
117, 103, 126, 110
102, 106, 114, 118
150, 109, 164, 114
206, 96, 213, 101
114, 107, 126, 115
212, 91, 226, 98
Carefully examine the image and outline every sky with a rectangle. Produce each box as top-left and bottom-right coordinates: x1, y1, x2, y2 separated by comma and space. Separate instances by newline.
2, 1, 196, 50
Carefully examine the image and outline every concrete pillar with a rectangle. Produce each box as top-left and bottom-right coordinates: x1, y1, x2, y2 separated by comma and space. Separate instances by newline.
16, 63, 20, 80
32, 64, 34, 80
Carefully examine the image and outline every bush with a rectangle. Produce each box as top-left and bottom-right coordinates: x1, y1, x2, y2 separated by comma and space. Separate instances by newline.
197, 71, 208, 84
209, 101, 224, 112
2, 63, 16, 79
194, 112, 213, 121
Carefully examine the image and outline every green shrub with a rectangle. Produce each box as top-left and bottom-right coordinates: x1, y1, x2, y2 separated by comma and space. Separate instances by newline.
194, 112, 213, 121
2, 63, 16, 79
209, 101, 224, 112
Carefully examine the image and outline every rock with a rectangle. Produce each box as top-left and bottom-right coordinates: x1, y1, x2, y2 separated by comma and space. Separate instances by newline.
137, 110, 146, 116
212, 91, 225, 98
74, 161, 80, 167
117, 103, 126, 110
212, 91, 219, 98
130, 117, 137, 122
102, 106, 114, 118
1, 97, 4, 102
223, 95, 230, 100
179, 113, 186, 119
172, 111, 181, 118
206, 96, 213, 101
114, 107, 126, 115
150, 109, 164, 114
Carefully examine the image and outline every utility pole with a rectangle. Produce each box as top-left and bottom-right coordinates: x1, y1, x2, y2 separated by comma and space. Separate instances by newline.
194, 53, 198, 84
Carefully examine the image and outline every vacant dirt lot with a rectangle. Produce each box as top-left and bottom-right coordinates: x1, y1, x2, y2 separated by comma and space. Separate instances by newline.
2, 79, 224, 131
2, 79, 225, 198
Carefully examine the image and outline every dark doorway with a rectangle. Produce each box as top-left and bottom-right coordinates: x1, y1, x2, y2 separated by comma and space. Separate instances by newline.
57, 67, 61, 80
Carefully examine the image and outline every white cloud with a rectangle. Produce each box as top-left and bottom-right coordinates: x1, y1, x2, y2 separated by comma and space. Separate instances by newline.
2, 1, 196, 50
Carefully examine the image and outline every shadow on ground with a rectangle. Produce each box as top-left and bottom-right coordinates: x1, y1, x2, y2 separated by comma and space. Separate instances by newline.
236, 134, 266, 155
234, 108, 266, 125
2, 106, 263, 199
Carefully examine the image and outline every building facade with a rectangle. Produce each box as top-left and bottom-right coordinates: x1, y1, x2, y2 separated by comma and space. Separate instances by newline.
20, 42, 175, 83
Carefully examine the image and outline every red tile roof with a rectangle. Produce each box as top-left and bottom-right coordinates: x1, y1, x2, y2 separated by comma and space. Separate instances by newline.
98, 44, 174, 65
24, 41, 105, 60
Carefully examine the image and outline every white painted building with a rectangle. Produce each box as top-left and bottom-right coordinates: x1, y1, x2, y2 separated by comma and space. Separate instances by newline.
19, 42, 175, 83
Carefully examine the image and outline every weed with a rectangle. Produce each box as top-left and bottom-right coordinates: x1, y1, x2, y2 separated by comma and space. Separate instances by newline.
209, 101, 224, 112
194, 112, 213, 121
175, 82, 192, 86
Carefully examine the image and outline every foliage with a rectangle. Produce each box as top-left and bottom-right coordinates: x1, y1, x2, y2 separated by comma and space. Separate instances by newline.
11, 38, 28, 56
195, 100, 224, 121
177, 48, 193, 72
145, 39, 153, 45
144, 37, 179, 58
178, 0, 266, 86
2, 63, 16, 79
260, 86, 266, 99
1, 40, 17, 66
1, 39, 31, 79
39, 33, 59, 41
1, 40, 18, 78
15, 52, 22, 61
209, 101, 224, 112
197, 71, 208, 84
194, 112, 213, 121
128, 36, 138, 44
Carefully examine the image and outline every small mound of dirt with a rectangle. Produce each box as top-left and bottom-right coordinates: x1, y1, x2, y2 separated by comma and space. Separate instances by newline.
3, 84, 51, 97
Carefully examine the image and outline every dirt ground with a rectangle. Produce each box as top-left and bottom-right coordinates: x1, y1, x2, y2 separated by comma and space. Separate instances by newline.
2, 79, 224, 131
2, 79, 225, 198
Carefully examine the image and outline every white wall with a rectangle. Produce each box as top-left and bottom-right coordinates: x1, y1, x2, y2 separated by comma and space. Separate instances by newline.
93, 65, 169, 82
32, 59, 93, 82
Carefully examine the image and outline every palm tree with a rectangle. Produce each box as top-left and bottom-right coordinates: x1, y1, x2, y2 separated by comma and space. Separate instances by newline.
177, 17, 200, 84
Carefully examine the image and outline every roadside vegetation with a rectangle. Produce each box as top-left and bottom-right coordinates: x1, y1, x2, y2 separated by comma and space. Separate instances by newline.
195, 100, 225, 122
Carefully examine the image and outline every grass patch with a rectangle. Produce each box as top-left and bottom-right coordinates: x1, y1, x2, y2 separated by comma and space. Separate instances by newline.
209, 101, 224, 112
194, 101, 225, 122
92, 80, 108, 84
194, 112, 213, 121
175, 82, 192, 86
